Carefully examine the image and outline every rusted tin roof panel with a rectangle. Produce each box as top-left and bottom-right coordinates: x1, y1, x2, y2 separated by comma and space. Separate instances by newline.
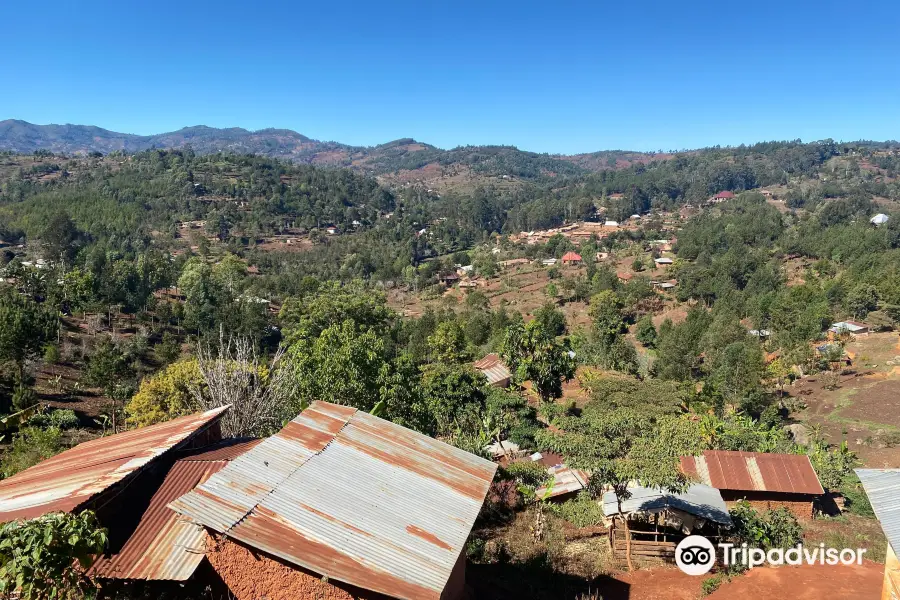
681, 451, 823, 495
0, 406, 229, 523
90, 438, 258, 581
170, 401, 497, 600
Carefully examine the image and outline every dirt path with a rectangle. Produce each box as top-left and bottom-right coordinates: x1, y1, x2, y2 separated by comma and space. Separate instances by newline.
707, 561, 884, 600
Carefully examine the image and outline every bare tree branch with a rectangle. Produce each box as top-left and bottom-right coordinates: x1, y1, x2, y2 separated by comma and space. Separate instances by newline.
188, 328, 291, 437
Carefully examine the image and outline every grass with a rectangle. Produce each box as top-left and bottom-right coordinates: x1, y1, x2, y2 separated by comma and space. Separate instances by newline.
804, 514, 887, 564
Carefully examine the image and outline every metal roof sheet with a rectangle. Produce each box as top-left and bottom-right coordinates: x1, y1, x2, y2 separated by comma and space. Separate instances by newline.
856, 469, 900, 555
169, 401, 497, 600
473, 354, 512, 386
680, 450, 823, 495
89, 438, 259, 581
602, 484, 732, 526
536, 464, 588, 499
0, 406, 229, 522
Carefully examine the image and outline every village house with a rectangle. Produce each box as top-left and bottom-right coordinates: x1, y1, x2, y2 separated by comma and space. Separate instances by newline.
602, 484, 732, 564
680, 450, 824, 519
0, 403, 496, 600
617, 272, 633, 283
438, 272, 459, 285
499, 258, 530, 269
855, 469, 900, 600
473, 353, 512, 388
561, 251, 582, 265
653, 257, 674, 267
871, 213, 890, 226
541, 258, 558, 266
710, 191, 735, 203
0, 407, 230, 590
456, 264, 474, 276
170, 402, 496, 600
829, 320, 869, 337
524, 451, 589, 502
604, 220, 619, 227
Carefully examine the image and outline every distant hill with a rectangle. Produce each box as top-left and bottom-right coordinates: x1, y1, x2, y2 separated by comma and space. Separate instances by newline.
0, 120, 658, 187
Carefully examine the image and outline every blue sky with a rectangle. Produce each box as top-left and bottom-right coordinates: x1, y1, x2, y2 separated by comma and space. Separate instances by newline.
2, 0, 899, 154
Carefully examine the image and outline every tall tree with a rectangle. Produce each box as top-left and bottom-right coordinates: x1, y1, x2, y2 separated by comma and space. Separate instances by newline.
500, 319, 576, 403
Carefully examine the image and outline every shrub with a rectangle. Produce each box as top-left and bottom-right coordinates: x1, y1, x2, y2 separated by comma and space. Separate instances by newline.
43, 343, 60, 364
125, 359, 202, 428
155, 331, 181, 365
11, 386, 37, 412
840, 473, 875, 517
0, 426, 63, 478
49, 409, 79, 430
728, 501, 803, 549
701, 573, 729, 596
548, 491, 606, 527
634, 315, 657, 348
807, 440, 857, 490
0, 511, 107, 599
502, 460, 552, 489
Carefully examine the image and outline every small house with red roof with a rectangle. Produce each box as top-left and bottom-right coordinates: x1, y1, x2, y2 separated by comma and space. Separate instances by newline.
710, 191, 735, 203
680, 450, 823, 519
561, 251, 582, 265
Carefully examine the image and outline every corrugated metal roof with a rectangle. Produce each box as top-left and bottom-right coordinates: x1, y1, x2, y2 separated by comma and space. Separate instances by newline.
602, 484, 732, 526
0, 407, 229, 522
473, 353, 512, 386
537, 464, 589, 499
855, 469, 900, 555
89, 438, 259, 581
169, 401, 497, 600
680, 450, 823, 495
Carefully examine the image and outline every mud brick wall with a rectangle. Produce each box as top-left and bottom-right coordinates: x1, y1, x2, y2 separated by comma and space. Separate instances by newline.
721, 491, 816, 520
205, 535, 468, 600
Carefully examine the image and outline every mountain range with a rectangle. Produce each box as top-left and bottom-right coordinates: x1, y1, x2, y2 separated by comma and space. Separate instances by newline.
0, 119, 662, 185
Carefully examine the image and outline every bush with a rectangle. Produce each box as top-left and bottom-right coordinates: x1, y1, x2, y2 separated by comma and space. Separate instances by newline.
839, 473, 875, 517
0, 426, 63, 478
635, 315, 657, 348
11, 386, 37, 412
49, 409, 79, 430
502, 461, 552, 489
155, 331, 181, 365
728, 501, 803, 549
43, 343, 60, 364
125, 359, 202, 428
548, 491, 606, 527
0, 511, 107, 600
701, 573, 729, 596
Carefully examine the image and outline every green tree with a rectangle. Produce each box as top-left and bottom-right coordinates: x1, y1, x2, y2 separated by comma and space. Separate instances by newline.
500, 320, 576, 403
533, 303, 567, 336
0, 291, 55, 377
635, 315, 657, 348
427, 321, 468, 363
420, 363, 487, 436
279, 282, 394, 343
536, 404, 691, 570
283, 320, 389, 412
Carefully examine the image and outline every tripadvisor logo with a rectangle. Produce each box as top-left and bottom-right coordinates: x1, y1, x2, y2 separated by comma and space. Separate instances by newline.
674, 535, 868, 576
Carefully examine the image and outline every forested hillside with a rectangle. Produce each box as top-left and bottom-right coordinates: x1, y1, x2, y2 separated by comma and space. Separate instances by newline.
2, 136, 900, 598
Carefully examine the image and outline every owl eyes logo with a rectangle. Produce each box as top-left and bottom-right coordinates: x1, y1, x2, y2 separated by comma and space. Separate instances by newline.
675, 535, 716, 575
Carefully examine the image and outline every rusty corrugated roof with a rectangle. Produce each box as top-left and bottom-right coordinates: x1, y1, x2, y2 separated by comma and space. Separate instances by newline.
169, 401, 497, 600
0, 406, 229, 523
473, 353, 512, 386
89, 438, 259, 581
680, 450, 824, 495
